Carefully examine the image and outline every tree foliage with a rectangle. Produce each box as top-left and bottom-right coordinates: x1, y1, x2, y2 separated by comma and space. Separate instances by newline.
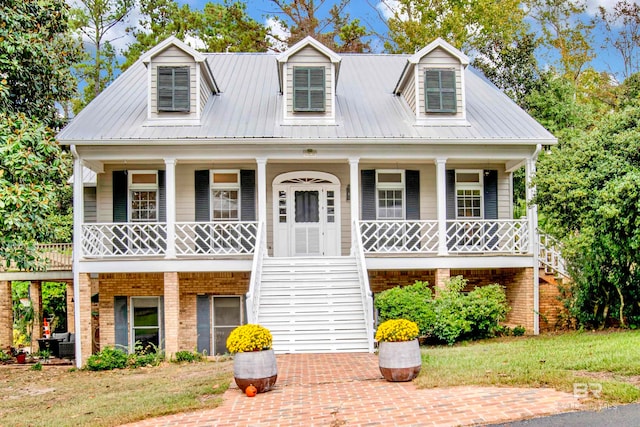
382, 0, 525, 54
70, 0, 135, 113
0, 114, 72, 270
0, 0, 82, 128
268, 0, 370, 52
534, 104, 640, 328
122, 0, 269, 69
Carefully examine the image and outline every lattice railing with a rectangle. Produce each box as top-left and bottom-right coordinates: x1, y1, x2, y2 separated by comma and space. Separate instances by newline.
359, 220, 439, 253
82, 223, 167, 257
446, 219, 529, 253
175, 222, 258, 256
538, 231, 569, 278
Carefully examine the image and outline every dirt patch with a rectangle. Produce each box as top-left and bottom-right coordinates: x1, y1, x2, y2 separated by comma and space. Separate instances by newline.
574, 370, 640, 387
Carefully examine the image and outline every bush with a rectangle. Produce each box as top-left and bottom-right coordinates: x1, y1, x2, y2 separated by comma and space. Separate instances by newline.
375, 281, 435, 336
86, 347, 128, 371
512, 325, 526, 336
376, 276, 510, 345
128, 342, 164, 368
172, 350, 204, 363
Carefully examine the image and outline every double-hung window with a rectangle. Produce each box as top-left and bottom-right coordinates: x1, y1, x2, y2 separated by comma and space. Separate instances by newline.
293, 67, 325, 112
376, 170, 404, 248
128, 171, 159, 253
453, 170, 483, 249
210, 170, 241, 251
425, 69, 457, 113
157, 66, 190, 112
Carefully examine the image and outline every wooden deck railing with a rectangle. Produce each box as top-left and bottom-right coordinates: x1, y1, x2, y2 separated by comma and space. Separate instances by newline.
0, 243, 73, 272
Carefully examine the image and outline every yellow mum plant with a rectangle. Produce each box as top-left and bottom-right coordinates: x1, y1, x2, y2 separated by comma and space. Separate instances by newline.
375, 319, 419, 342
226, 324, 273, 353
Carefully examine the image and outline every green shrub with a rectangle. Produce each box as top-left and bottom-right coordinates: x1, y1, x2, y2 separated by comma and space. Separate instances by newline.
375, 281, 435, 335
86, 347, 128, 371
172, 350, 204, 363
375, 276, 510, 345
128, 342, 164, 368
512, 325, 526, 336
30, 362, 42, 371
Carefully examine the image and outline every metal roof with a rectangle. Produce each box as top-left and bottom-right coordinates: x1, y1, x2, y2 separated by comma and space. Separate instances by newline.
58, 52, 556, 144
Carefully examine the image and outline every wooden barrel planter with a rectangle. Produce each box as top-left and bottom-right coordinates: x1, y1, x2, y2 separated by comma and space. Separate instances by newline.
233, 349, 278, 393
378, 339, 421, 382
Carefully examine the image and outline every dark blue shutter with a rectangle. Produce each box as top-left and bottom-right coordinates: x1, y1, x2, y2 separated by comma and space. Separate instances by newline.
159, 296, 165, 351
405, 170, 420, 251
196, 295, 211, 354
113, 171, 128, 222
483, 170, 498, 220
361, 170, 376, 220
446, 170, 456, 250
405, 170, 420, 220
484, 170, 499, 249
113, 171, 128, 254
194, 170, 210, 253
158, 170, 166, 222
114, 296, 129, 353
240, 170, 256, 221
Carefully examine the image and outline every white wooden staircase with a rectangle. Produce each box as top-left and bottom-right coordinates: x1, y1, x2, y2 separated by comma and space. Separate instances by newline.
255, 256, 371, 353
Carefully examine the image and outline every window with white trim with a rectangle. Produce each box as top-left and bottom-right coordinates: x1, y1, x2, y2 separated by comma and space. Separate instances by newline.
211, 170, 240, 221
376, 170, 404, 219
293, 67, 326, 112
129, 171, 158, 222
130, 297, 162, 352
455, 170, 482, 219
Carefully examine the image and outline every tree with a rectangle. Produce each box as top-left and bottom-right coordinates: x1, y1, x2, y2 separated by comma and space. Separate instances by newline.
268, 0, 370, 52
525, 0, 594, 83
70, 0, 135, 113
0, 0, 82, 129
534, 104, 640, 328
595, 0, 640, 80
122, 0, 269, 69
0, 114, 72, 271
381, 0, 525, 54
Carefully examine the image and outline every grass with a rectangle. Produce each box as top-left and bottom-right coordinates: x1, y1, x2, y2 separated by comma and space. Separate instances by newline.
416, 330, 640, 404
0, 358, 233, 427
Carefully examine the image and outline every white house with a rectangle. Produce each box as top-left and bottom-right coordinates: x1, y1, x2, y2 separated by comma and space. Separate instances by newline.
57, 36, 561, 366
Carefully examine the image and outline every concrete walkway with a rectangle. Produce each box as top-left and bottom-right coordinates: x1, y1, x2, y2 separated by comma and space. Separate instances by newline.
123, 353, 583, 427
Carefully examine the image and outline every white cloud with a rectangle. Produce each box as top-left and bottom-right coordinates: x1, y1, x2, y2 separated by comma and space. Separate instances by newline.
265, 17, 290, 52
376, 0, 402, 21
584, 0, 620, 16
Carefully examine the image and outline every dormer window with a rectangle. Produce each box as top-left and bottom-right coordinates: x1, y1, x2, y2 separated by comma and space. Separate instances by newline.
293, 67, 326, 112
425, 69, 456, 113
157, 66, 190, 112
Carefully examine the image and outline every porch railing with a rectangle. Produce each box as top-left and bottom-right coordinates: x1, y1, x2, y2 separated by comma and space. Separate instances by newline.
538, 231, 569, 278
82, 223, 168, 257
352, 220, 375, 352
175, 222, 258, 256
246, 222, 266, 324
446, 219, 529, 253
359, 219, 529, 255
0, 243, 73, 272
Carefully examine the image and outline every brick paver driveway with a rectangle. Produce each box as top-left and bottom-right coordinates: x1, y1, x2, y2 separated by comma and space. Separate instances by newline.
123, 353, 582, 427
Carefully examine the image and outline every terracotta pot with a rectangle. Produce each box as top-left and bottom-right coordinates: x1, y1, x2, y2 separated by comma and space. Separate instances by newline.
378, 339, 421, 382
16, 353, 27, 364
233, 349, 277, 393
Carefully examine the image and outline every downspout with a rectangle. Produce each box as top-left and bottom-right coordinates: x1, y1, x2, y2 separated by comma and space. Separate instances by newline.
70, 145, 83, 368
531, 144, 542, 335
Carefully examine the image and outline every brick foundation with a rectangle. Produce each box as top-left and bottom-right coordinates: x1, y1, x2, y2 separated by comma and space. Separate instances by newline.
0, 281, 12, 349
368, 270, 435, 294
30, 281, 42, 350
538, 276, 570, 331
78, 273, 93, 365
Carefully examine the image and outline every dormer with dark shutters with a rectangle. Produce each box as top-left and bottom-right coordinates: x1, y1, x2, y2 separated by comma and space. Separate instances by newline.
393, 38, 469, 126
140, 36, 219, 124
277, 37, 341, 125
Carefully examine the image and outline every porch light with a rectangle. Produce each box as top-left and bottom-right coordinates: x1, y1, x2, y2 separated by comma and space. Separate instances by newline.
303, 148, 317, 157
347, 184, 350, 201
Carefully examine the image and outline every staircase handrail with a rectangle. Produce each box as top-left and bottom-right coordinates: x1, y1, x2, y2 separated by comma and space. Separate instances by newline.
352, 220, 375, 352
246, 221, 266, 324
537, 230, 569, 279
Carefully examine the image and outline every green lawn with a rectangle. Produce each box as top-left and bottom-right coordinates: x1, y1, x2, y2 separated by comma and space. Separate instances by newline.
416, 330, 640, 404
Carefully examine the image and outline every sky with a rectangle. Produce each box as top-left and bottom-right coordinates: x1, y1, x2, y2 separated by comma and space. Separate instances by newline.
101, 0, 630, 81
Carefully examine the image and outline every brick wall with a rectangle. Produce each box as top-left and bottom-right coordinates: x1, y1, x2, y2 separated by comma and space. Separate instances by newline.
0, 281, 12, 349
96, 272, 249, 352
368, 270, 435, 294
538, 277, 570, 331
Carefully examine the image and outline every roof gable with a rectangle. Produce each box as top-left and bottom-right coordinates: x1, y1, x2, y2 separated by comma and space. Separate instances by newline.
409, 38, 469, 66
276, 36, 342, 64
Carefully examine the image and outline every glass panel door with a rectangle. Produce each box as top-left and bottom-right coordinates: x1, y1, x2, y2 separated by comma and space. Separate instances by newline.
213, 297, 242, 354
293, 190, 321, 255
131, 297, 160, 352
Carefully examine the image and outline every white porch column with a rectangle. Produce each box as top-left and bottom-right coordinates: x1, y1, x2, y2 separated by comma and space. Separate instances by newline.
256, 158, 267, 225
526, 155, 540, 335
435, 158, 448, 256
165, 158, 176, 258
72, 155, 85, 367
349, 158, 360, 231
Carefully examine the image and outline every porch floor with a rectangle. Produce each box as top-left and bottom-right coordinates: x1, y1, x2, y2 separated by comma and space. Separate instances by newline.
122, 353, 581, 427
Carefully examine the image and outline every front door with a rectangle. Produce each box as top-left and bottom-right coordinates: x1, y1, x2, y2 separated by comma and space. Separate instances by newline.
273, 172, 341, 257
